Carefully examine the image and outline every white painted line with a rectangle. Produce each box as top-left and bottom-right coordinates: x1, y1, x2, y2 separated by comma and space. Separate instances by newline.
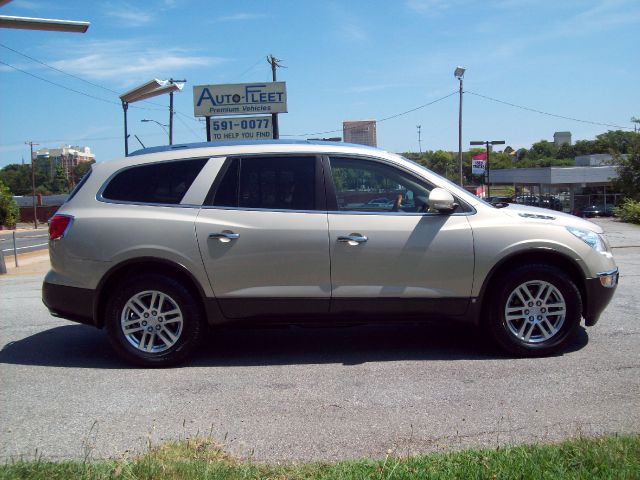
1, 243, 48, 252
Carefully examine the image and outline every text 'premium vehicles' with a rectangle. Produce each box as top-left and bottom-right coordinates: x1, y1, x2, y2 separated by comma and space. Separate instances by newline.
43, 141, 618, 366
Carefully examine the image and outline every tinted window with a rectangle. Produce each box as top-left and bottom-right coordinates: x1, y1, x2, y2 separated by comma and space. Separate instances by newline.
210, 156, 317, 211
102, 158, 207, 204
329, 157, 433, 213
211, 158, 239, 207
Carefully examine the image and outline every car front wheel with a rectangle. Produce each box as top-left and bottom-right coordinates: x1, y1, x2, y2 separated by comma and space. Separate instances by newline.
105, 274, 205, 367
489, 264, 582, 356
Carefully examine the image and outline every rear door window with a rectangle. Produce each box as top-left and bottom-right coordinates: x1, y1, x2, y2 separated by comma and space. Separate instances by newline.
208, 156, 321, 211
101, 158, 207, 204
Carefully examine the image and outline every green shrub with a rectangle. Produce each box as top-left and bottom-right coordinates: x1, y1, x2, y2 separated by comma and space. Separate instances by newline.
0, 180, 19, 227
615, 199, 640, 224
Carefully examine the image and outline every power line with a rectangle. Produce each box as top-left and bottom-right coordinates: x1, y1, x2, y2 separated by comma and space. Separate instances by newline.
0, 43, 167, 109
1, 60, 122, 106
0, 59, 167, 111
1, 42, 120, 95
283, 90, 458, 137
235, 56, 265, 80
175, 113, 202, 141
466, 90, 633, 130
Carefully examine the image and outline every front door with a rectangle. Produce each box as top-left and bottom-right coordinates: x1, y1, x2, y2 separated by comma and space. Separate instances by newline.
325, 156, 474, 316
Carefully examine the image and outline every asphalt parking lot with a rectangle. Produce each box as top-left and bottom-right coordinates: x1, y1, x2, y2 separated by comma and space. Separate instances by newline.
1, 218, 638, 462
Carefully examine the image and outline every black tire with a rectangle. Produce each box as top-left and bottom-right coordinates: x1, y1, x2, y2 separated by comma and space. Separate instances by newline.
488, 264, 582, 357
105, 274, 205, 367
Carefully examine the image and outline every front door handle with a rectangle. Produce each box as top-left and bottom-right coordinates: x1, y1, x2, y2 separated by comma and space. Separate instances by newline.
337, 234, 368, 245
209, 231, 240, 243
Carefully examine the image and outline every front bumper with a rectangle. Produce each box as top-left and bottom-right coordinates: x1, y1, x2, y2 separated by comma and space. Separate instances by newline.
42, 281, 97, 327
583, 268, 619, 326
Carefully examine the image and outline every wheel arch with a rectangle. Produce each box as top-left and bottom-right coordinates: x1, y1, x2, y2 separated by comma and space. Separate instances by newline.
94, 257, 222, 328
476, 249, 587, 324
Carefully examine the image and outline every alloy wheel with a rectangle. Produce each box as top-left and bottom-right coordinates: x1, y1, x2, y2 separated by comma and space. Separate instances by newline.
120, 290, 184, 353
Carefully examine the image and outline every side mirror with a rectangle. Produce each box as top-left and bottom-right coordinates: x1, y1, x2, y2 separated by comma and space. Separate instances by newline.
428, 188, 457, 213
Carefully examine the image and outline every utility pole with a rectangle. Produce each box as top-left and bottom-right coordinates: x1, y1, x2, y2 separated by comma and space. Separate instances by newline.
168, 78, 186, 145
417, 125, 422, 154
25, 141, 39, 229
267, 54, 285, 140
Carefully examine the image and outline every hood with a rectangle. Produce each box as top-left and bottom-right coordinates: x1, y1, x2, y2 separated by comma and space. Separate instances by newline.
499, 203, 603, 233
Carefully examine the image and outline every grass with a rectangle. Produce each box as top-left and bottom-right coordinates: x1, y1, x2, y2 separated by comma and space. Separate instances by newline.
1, 434, 638, 480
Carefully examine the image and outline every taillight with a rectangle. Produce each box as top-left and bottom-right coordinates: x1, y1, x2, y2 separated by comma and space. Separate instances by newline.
49, 215, 73, 240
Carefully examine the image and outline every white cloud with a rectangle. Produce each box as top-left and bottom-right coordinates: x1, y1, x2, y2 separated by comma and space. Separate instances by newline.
102, 2, 154, 27
341, 83, 419, 94
215, 13, 269, 22
327, 4, 369, 43
405, 0, 466, 16
46, 40, 225, 84
6, 0, 48, 11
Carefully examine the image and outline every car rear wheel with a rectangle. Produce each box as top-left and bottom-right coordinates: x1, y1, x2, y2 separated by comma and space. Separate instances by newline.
488, 264, 582, 356
105, 274, 205, 367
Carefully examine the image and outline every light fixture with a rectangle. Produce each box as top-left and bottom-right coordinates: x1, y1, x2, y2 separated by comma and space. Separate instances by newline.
120, 80, 184, 156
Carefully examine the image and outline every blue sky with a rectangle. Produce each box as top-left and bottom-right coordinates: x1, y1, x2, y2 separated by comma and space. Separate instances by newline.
1, 0, 638, 167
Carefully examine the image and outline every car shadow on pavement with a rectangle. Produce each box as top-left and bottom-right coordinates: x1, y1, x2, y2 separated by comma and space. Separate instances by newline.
0, 322, 589, 369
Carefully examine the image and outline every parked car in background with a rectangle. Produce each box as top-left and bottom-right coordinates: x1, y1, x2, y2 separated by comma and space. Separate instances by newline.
488, 196, 513, 206
43, 140, 619, 366
580, 205, 615, 218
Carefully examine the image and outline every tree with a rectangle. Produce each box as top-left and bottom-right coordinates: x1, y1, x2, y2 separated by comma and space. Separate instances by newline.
556, 143, 575, 159
47, 164, 68, 194
528, 140, 558, 160
612, 138, 640, 201
71, 160, 95, 187
0, 180, 19, 226
429, 150, 455, 178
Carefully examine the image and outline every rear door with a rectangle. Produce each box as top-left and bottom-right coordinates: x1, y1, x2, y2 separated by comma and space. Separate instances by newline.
195, 155, 330, 318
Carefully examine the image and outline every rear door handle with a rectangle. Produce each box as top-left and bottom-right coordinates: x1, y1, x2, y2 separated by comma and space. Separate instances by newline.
209, 231, 240, 243
337, 234, 368, 245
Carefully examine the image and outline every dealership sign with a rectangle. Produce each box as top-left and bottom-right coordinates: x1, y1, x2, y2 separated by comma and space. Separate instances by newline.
471, 152, 487, 175
193, 82, 287, 117
209, 116, 273, 140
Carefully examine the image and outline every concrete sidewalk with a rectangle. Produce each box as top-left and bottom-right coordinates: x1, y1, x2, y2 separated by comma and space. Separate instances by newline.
2, 250, 50, 276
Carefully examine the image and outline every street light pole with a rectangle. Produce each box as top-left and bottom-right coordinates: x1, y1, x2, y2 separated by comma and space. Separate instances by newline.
141, 119, 169, 135
25, 141, 38, 229
122, 101, 129, 156
454, 66, 466, 187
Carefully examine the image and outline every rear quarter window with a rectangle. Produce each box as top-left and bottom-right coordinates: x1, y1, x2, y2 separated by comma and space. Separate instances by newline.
101, 158, 207, 204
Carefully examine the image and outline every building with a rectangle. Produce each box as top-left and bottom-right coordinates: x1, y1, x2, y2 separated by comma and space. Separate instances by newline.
574, 153, 619, 166
343, 120, 377, 147
489, 163, 620, 213
553, 131, 572, 147
33, 145, 95, 180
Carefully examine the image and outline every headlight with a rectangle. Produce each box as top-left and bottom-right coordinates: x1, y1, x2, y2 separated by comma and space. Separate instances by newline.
566, 227, 607, 252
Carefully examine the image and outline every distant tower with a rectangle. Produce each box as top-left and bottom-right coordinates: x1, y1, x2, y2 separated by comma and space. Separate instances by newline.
553, 131, 572, 147
343, 120, 377, 147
